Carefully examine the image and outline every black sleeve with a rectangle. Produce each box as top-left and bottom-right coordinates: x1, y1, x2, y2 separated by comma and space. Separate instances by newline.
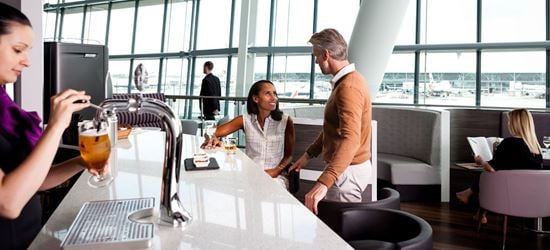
488, 138, 543, 170
487, 139, 509, 170
200, 78, 208, 96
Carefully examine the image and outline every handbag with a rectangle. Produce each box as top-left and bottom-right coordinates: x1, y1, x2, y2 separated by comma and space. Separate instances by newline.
282, 163, 300, 194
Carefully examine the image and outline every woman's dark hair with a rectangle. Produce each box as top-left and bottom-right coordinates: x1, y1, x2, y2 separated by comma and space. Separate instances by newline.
0, 2, 32, 37
246, 80, 283, 121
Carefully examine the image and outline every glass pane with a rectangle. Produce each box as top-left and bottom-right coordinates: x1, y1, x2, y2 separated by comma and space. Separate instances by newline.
313, 58, 331, 100
253, 56, 268, 82
108, 2, 135, 55
420, 0, 476, 44
482, 0, 545, 42
377, 54, 415, 104
61, 7, 83, 42
255, 0, 271, 46
417, 52, 476, 106
273, 0, 313, 46
132, 59, 160, 93
196, 0, 232, 50
161, 58, 187, 95
134, 0, 164, 53
481, 51, 545, 108
83, 4, 108, 45
109, 60, 131, 94
165, 0, 193, 52
394, 0, 416, 45
164, 58, 190, 119
43, 11, 58, 41
228, 57, 238, 98
317, 0, 360, 41
272, 55, 312, 104
231, 0, 242, 48
225, 57, 239, 118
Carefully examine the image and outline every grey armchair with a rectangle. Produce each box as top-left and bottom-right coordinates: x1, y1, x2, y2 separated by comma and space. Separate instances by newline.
479, 170, 550, 249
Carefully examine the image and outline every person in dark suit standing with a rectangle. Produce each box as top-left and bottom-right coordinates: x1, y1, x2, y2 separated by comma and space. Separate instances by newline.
199, 61, 221, 120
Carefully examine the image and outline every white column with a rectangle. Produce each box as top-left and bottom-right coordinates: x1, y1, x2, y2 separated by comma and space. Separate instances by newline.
370, 120, 377, 201
11, 0, 44, 122
235, 0, 251, 98
348, 0, 409, 99
440, 110, 451, 202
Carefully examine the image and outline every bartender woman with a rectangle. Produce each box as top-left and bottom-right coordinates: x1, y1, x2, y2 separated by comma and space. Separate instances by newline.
0, 3, 100, 249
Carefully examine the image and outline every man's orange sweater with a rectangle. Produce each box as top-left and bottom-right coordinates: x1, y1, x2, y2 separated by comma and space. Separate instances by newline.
306, 71, 372, 188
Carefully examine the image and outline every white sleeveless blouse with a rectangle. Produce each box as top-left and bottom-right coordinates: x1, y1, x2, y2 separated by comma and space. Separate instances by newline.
243, 113, 288, 170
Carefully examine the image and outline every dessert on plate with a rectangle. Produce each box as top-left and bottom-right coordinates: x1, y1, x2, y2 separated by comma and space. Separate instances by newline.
193, 153, 209, 167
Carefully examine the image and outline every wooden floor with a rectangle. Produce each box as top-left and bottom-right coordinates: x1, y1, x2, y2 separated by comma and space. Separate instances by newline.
401, 202, 550, 250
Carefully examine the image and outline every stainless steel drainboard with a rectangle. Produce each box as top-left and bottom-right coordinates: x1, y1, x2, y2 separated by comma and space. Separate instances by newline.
61, 197, 155, 249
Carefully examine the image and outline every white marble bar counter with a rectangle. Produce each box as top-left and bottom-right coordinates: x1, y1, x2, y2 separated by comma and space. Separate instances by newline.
30, 129, 351, 249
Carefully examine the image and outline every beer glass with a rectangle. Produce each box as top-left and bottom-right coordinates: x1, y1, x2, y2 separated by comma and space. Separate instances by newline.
223, 137, 237, 154
79, 120, 112, 188
204, 120, 217, 138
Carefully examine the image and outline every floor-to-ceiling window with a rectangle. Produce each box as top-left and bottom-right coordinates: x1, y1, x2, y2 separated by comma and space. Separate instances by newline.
43, 0, 550, 119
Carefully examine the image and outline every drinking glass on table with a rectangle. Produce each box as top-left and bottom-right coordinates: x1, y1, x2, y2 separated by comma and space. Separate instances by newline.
543, 136, 550, 155
223, 137, 237, 154
204, 120, 217, 137
79, 120, 112, 188
202, 120, 218, 150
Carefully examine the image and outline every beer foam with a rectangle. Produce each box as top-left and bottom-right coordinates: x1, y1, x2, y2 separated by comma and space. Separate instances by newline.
80, 129, 108, 136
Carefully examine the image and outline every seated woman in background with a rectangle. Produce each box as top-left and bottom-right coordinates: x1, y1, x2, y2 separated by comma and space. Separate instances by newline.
202, 80, 295, 189
0, 4, 103, 249
456, 108, 543, 223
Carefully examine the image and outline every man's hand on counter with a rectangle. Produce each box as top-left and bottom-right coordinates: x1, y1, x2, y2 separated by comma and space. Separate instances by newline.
305, 182, 328, 215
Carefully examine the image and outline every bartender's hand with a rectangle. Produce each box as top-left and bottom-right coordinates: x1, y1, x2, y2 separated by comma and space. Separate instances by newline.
289, 153, 309, 172
305, 182, 328, 215
48, 89, 90, 130
201, 134, 221, 149
79, 157, 110, 176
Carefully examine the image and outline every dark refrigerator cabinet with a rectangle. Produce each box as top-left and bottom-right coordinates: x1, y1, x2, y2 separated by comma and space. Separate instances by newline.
43, 42, 109, 122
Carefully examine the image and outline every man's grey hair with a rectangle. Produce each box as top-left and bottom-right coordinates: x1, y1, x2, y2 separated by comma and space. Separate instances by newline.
308, 28, 348, 60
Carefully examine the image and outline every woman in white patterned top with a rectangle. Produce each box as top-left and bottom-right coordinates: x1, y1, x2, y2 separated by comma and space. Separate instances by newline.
202, 80, 295, 188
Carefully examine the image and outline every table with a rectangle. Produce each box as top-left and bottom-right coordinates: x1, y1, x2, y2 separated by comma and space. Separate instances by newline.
30, 130, 351, 249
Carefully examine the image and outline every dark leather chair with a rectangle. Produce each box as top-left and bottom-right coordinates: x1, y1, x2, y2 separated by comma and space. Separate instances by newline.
340, 207, 433, 250
317, 187, 400, 236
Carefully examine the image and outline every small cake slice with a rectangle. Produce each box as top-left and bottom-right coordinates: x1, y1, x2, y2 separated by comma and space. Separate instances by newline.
193, 153, 210, 167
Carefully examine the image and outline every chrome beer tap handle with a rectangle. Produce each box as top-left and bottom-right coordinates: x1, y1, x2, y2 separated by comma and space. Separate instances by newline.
98, 96, 191, 226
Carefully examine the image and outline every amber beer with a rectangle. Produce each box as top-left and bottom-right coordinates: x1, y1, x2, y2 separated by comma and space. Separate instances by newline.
79, 130, 111, 174
224, 144, 237, 153
223, 138, 237, 154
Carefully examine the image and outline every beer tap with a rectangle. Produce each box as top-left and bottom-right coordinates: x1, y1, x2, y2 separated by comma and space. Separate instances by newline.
98, 64, 191, 226
98, 97, 191, 226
